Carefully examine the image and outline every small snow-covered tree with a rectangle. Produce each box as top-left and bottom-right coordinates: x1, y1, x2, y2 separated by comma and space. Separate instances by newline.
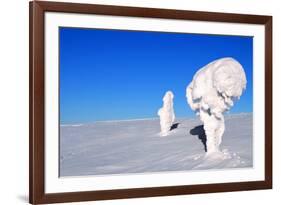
186, 57, 247, 154
158, 91, 175, 136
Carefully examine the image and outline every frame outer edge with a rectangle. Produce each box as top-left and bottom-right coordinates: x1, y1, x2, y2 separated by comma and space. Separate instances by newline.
38, 1, 270, 24
30, 1, 45, 204
264, 16, 273, 188
29, 1, 34, 204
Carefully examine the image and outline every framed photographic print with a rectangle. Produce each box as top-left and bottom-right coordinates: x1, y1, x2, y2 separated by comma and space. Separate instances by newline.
29, 1, 272, 204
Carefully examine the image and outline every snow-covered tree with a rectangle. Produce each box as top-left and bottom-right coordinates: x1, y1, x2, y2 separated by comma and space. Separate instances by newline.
158, 91, 175, 136
186, 57, 247, 154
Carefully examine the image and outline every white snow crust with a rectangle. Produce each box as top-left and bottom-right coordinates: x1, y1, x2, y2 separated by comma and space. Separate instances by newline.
60, 114, 252, 177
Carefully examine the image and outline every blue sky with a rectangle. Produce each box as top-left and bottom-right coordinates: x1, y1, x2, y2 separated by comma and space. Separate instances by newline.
59, 27, 253, 124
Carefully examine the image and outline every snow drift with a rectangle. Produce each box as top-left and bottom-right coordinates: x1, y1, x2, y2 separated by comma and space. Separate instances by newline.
186, 57, 247, 154
158, 91, 175, 136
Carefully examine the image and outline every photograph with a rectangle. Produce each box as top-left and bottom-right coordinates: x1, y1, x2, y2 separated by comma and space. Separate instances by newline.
59, 27, 253, 177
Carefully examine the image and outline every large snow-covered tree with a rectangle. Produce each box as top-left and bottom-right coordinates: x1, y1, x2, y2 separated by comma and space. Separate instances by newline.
186, 57, 247, 154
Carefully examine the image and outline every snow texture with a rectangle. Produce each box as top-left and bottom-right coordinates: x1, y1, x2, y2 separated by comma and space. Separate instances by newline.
186, 58, 247, 154
60, 113, 252, 177
157, 91, 175, 136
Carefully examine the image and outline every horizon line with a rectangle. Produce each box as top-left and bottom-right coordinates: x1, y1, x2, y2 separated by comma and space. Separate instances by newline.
60, 112, 252, 126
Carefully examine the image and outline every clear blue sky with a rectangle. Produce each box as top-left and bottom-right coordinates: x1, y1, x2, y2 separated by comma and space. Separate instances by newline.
59, 27, 253, 124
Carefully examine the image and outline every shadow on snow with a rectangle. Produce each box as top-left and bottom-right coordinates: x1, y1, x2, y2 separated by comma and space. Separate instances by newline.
190, 125, 207, 152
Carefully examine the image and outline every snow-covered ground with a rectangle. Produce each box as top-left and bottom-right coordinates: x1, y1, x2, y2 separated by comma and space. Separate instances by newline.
60, 113, 252, 177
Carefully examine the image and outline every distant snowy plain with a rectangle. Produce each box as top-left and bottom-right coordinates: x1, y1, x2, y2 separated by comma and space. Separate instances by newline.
60, 113, 253, 177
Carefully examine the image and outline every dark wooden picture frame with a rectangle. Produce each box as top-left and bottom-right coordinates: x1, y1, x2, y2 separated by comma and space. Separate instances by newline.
29, 1, 272, 204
